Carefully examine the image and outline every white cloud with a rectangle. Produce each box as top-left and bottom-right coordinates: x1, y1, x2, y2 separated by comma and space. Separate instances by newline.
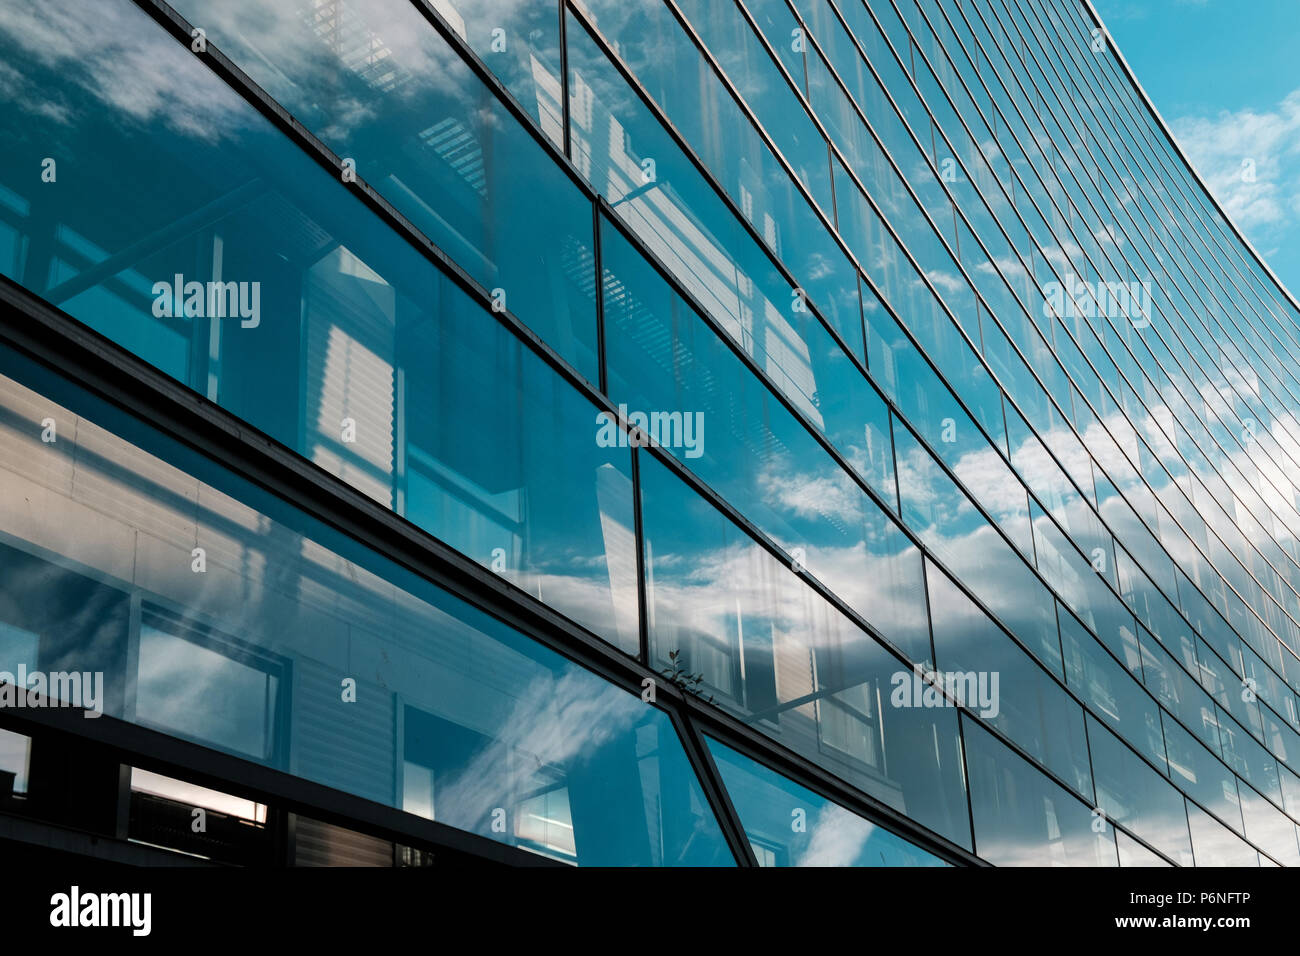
0, 0, 246, 142
1172, 89, 1300, 238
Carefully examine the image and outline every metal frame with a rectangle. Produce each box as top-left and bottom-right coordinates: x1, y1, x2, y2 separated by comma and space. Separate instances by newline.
2, 0, 1292, 868
558, 0, 1295, 860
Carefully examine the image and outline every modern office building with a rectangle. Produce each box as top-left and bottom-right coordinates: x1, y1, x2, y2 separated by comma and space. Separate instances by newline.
1, 0, 1299, 867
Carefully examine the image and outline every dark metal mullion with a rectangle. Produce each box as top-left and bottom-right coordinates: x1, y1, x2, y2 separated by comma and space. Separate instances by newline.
561, 0, 871, 383
558, 0, 571, 161
669, 709, 757, 866
631, 447, 650, 668
592, 203, 607, 396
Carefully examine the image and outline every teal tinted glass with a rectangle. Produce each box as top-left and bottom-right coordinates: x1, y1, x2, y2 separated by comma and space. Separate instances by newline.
928, 562, 1093, 800
638, 454, 973, 849
0, 0, 636, 652
0, 341, 729, 866
602, 219, 928, 663
1087, 715, 1194, 866
705, 737, 947, 866
1059, 605, 1168, 773
167, 0, 598, 381
963, 715, 1117, 866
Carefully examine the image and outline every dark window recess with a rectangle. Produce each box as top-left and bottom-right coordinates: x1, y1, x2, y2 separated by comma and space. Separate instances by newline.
128, 791, 274, 866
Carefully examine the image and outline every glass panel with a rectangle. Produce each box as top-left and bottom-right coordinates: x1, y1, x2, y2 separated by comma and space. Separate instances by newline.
0, 728, 29, 796
1186, 800, 1259, 867
1087, 715, 1194, 866
603, 220, 928, 661
1238, 783, 1300, 867
705, 737, 947, 866
395, 288, 640, 653
928, 561, 1092, 800
638, 453, 972, 848
1160, 711, 1244, 836
1115, 830, 1171, 867
895, 418, 1062, 673
0, 0, 636, 653
1059, 605, 1167, 772
962, 715, 1117, 866
136, 620, 280, 762
128, 767, 271, 864
0, 343, 730, 866
165, 0, 598, 379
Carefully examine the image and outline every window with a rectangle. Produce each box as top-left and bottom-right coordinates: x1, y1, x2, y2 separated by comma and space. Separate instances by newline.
706, 736, 947, 866
963, 715, 1117, 866
134, 617, 284, 764
0, 340, 730, 866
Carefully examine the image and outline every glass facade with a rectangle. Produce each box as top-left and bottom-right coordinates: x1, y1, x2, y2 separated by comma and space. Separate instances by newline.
2, 0, 1300, 866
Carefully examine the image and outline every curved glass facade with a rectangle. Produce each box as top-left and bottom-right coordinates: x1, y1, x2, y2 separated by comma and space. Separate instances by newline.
2, 0, 1300, 866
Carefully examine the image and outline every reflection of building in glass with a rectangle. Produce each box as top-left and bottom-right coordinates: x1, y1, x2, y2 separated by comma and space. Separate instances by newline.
0, 0, 1298, 867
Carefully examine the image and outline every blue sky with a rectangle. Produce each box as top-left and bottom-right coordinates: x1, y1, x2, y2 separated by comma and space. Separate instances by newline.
1093, 0, 1300, 298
